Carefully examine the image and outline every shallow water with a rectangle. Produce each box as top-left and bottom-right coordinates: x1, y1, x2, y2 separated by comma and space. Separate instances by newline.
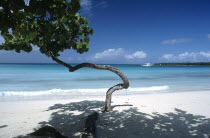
1, 64, 210, 97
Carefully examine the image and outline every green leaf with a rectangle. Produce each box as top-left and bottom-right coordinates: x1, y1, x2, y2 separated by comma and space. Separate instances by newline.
0, 0, 93, 57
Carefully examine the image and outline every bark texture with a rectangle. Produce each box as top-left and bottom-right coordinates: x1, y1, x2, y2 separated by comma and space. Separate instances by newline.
51, 54, 129, 112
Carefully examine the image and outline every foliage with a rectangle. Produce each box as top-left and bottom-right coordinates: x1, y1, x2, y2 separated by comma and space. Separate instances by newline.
0, 0, 93, 57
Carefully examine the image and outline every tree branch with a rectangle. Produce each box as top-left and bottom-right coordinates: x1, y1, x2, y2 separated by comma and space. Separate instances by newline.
50, 53, 129, 111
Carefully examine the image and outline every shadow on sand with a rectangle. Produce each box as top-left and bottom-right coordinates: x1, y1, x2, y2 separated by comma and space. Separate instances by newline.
97, 108, 210, 138
17, 100, 210, 138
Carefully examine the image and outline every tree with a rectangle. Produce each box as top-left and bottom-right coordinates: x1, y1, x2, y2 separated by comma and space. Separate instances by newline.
0, 0, 129, 112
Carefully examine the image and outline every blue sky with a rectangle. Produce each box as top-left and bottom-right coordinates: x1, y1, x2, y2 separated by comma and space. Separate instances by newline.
1, 0, 210, 64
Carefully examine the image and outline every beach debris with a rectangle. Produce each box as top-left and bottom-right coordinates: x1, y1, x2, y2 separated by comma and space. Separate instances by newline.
0, 125, 8, 129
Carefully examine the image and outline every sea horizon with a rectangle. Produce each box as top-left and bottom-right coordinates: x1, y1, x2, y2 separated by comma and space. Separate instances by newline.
1, 62, 210, 65
1, 64, 210, 100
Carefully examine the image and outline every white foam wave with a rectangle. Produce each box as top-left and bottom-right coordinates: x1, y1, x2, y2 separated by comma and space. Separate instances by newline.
0, 86, 169, 97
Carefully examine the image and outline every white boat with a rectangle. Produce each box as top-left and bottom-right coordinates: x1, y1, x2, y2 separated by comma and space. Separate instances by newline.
142, 63, 152, 67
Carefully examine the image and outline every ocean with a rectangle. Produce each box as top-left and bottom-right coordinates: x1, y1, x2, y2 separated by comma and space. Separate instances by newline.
1, 64, 210, 99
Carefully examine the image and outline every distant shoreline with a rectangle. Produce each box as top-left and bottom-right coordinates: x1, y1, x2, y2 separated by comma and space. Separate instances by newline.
154, 62, 210, 66
1, 62, 210, 66
0, 63, 143, 67
0, 63, 140, 65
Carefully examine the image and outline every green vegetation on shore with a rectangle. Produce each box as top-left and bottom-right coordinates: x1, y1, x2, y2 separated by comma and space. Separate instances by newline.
154, 62, 210, 66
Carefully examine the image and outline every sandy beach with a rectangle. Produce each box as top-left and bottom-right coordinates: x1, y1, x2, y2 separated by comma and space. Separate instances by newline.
0, 91, 210, 138
1, 0, 210, 137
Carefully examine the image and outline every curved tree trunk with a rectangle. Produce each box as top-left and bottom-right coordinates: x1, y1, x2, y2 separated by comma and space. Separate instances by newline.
50, 54, 129, 112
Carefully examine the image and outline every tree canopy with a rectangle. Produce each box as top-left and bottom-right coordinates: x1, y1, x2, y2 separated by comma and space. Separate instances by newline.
0, 0, 129, 112
0, 0, 93, 57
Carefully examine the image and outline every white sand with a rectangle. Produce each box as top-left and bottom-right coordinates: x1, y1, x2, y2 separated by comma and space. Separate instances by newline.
0, 91, 210, 138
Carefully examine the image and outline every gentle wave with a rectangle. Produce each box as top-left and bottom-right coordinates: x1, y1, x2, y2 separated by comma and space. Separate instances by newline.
0, 86, 169, 96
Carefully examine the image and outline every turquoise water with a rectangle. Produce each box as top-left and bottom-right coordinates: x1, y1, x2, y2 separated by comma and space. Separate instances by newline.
1, 64, 210, 97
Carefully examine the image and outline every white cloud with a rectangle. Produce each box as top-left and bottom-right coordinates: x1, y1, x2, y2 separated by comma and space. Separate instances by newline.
200, 51, 210, 58
207, 34, 210, 40
95, 1, 108, 8
162, 38, 192, 45
93, 48, 124, 59
125, 51, 147, 60
80, 0, 108, 16
90, 48, 147, 63
161, 51, 210, 62
161, 54, 174, 60
80, 0, 92, 15
81, 0, 92, 7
